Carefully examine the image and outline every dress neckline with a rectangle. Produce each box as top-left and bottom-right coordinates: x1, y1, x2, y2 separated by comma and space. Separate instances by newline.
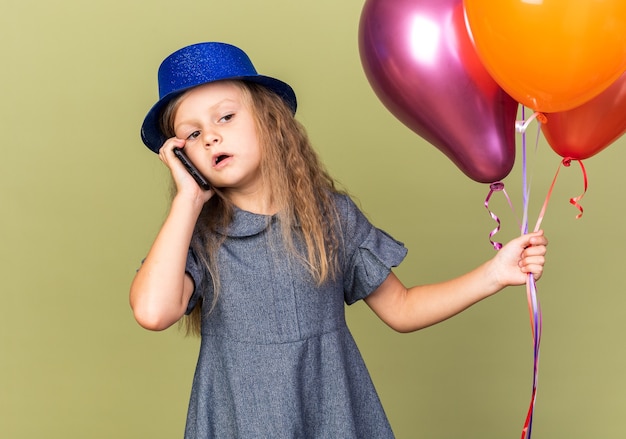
217, 206, 275, 237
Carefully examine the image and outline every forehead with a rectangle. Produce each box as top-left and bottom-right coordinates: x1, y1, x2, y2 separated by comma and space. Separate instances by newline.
180, 80, 247, 106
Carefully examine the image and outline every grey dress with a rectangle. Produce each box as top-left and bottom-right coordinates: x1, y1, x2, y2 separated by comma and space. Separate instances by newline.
183, 193, 407, 438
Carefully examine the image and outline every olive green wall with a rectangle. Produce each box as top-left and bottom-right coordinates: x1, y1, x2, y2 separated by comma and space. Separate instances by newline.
2, 1, 625, 438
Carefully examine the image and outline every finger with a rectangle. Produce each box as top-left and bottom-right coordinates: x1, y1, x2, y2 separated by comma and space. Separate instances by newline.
529, 234, 548, 247
530, 229, 547, 240
523, 245, 547, 258
520, 253, 545, 265
159, 138, 186, 164
524, 264, 544, 278
519, 254, 545, 273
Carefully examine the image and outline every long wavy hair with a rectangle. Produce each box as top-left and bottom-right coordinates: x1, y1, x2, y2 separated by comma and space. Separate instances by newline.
161, 80, 344, 336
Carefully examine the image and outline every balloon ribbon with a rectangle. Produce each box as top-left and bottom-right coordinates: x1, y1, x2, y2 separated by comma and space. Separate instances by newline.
534, 157, 588, 229
484, 181, 517, 251
520, 272, 541, 439
521, 156, 587, 439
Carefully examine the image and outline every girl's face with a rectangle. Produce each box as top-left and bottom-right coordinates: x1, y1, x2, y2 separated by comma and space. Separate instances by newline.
173, 81, 263, 197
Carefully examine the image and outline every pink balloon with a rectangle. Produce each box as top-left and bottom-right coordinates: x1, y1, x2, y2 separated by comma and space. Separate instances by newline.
358, 0, 518, 183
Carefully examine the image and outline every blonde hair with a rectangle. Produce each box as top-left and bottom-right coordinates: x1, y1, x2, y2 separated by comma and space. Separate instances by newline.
161, 80, 343, 336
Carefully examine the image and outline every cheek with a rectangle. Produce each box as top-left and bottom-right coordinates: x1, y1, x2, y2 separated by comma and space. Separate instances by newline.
245, 130, 262, 156
185, 145, 211, 167
251, 141, 264, 165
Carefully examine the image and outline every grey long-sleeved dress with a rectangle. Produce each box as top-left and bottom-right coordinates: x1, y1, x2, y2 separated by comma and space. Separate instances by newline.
183, 193, 407, 438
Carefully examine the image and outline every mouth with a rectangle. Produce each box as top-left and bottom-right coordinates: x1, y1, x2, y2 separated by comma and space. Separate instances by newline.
213, 154, 232, 166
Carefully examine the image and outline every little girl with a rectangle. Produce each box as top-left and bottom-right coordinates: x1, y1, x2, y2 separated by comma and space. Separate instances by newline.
130, 42, 547, 438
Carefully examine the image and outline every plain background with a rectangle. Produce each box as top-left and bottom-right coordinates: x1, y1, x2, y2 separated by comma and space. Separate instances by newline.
2, 1, 625, 438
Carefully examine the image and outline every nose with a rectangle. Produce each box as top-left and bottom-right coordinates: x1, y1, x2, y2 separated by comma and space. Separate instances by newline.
202, 129, 221, 147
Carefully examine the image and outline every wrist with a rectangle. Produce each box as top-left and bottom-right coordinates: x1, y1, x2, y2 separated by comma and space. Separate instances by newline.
171, 192, 207, 215
482, 258, 507, 294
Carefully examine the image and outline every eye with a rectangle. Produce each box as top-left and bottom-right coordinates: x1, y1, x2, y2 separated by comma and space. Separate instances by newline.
219, 113, 234, 123
187, 130, 201, 140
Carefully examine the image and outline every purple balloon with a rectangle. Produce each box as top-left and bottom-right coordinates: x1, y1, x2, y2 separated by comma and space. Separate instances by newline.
359, 0, 518, 183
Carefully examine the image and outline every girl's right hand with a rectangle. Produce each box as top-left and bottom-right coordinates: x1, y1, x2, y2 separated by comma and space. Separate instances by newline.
158, 138, 213, 205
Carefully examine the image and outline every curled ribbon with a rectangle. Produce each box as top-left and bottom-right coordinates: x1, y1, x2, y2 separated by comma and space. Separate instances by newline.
484, 182, 516, 250
563, 158, 588, 220
534, 157, 588, 231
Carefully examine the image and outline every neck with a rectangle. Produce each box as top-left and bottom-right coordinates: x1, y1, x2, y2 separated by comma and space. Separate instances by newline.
224, 188, 277, 215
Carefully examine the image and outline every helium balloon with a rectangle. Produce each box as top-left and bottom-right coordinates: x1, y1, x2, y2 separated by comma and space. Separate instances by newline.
359, 0, 518, 183
542, 73, 626, 160
464, 0, 626, 113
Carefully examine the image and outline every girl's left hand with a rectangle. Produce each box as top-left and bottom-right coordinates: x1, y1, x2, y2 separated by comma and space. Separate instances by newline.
493, 230, 548, 287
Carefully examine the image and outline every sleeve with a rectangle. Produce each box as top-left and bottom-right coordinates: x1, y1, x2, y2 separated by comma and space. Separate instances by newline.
339, 195, 408, 305
184, 247, 209, 315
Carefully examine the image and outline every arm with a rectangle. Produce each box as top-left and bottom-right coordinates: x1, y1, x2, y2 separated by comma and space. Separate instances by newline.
364, 231, 548, 333
129, 139, 213, 331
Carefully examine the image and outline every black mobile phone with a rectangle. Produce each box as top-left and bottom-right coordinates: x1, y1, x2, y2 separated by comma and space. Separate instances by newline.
173, 148, 212, 190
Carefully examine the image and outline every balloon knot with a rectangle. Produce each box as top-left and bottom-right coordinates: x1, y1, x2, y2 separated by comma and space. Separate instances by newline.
490, 181, 505, 191
562, 158, 572, 167
515, 112, 546, 133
